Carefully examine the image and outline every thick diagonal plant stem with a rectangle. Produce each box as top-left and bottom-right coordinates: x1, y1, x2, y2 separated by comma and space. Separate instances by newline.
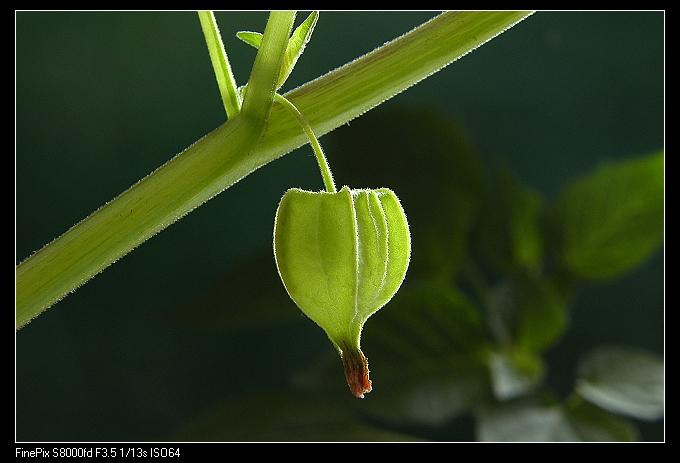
16, 11, 297, 329
16, 11, 534, 329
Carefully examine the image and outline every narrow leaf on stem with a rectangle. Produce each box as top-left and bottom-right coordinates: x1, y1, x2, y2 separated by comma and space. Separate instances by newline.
236, 30, 263, 49
198, 10, 241, 118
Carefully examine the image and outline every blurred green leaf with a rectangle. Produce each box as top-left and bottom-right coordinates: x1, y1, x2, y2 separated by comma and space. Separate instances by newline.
294, 353, 489, 428
513, 276, 568, 352
368, 283, 491, 361
484, 279, 515, 344
329, 107, 484, 282
476, 401, 579, 442
164, 252, 299, 332
343, 362, 489, 427
565, 397, 639, 441
486, 276, 568, 352
552, 151, 663, 280
174, 390, 419, 441
575, 346, 664, 421
478, 167, 544, 274
295, 283, 492, 425
488, 349, 544, 401
477, 398, 639, 442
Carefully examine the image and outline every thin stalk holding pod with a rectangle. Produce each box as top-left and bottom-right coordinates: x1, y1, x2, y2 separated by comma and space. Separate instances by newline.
273, 93, 336, 193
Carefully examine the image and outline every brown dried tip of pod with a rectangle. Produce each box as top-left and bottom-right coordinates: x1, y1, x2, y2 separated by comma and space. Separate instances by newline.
341, 348, 373, 399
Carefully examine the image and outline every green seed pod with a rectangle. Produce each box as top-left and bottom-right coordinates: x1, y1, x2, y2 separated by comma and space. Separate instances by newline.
274, 186, 411, 398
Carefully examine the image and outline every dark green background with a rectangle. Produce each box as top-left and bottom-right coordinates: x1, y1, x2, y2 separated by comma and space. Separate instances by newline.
16, 12, 663, 441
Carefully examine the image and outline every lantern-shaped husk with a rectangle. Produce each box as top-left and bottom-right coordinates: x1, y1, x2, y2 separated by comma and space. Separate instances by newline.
274, 186, 410, 397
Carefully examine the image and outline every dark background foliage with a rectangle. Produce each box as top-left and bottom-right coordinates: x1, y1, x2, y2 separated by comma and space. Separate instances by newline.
16, 12, 663, 441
